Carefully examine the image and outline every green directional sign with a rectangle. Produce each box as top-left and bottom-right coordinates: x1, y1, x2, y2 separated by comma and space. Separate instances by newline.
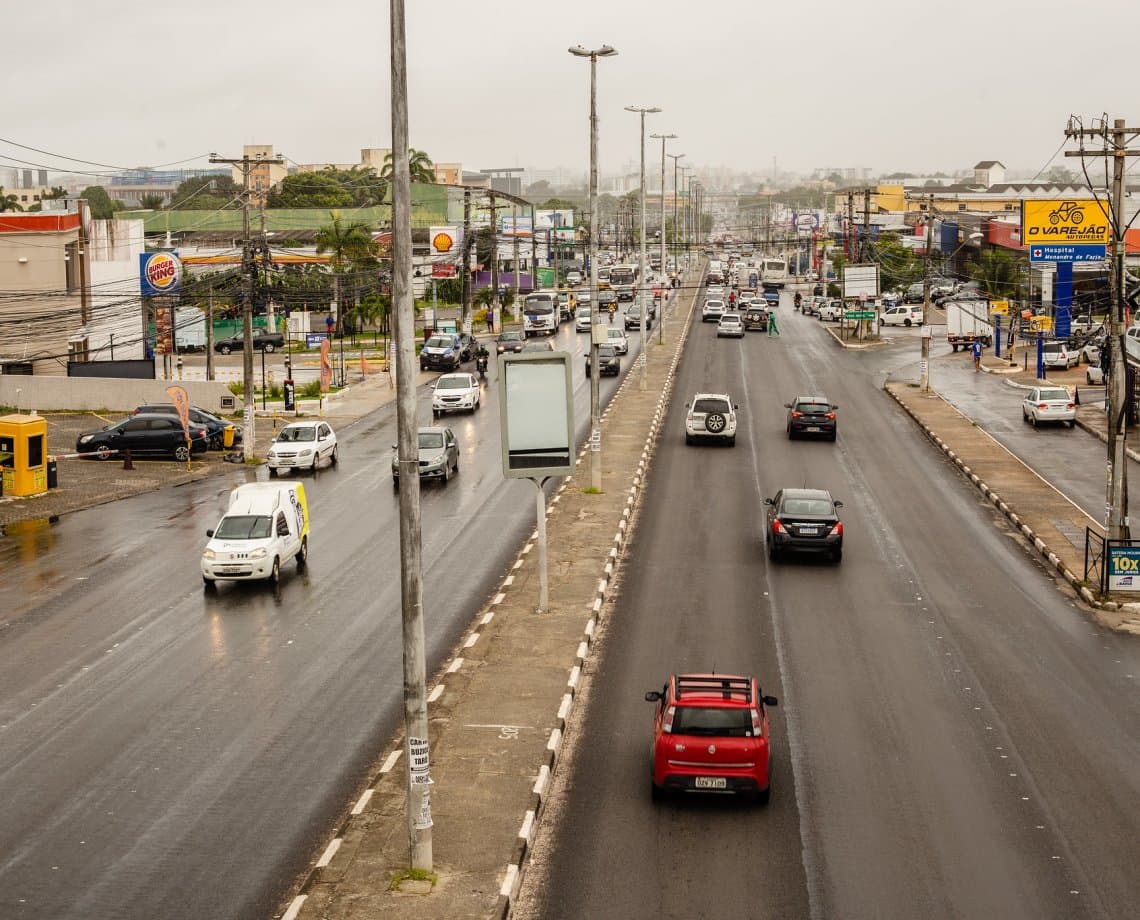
845, 310, 876, 320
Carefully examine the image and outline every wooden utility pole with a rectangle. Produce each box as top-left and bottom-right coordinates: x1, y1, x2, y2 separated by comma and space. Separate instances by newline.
461, 188, 472, 330
210, 149, 284, 461
1066, 116, 1140, 541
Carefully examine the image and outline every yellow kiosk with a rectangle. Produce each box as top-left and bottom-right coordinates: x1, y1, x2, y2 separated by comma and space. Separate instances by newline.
0, 413, 49, 497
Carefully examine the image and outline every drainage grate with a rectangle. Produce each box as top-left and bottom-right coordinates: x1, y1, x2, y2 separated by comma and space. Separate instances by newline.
1051, 519, 1086, 551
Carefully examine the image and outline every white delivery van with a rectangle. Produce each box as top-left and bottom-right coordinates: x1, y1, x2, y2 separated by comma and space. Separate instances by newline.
201, 481, 310, 587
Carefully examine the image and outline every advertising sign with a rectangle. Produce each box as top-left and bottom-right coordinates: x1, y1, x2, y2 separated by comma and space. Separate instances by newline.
1029, 244, 1107, 263
842, 264, 880, 299
499, 216, 533, 237
164, 384, 192, 441
319, 338, 332, 392
431, 262, 457, 279
430, 226, 460, 255
139, 251, 182, 296
498, 353, 575, 479
1022, 200, 1111, 246
1108, 544, 1140, 591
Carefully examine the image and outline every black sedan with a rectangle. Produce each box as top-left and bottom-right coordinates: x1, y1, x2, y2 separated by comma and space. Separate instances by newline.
496, 331, 526, 354
585, 344, 620, 377
76, 413, 210, 461
764, 488, 844, 563
133, 404, 241, 451
785, 395, 838, 441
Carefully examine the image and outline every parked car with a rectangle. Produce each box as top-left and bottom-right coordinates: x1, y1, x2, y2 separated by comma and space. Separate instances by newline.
785, 395, 838, 440
267, 421, 338, 474
391, 427, 460, 487
133, 403, 240, 451
1087, 365, 1106, 385
213, 330, 285, 355
805, 296, 824, 317
420, 333, 465, 371
1041, 341, 1080, 370
76, 413, 209, 461
607, 327, 630, 354
818, 300, 845, 322
880, 304, 923, 327
684, 393, 737, 446
742, 306, 769, 331
496, 330, 526, 354
1080, 338, 1103, 365
645, 673, 779, 803
701, 299, 726, 322
764, 488, 845, 562
432, 372, 481, 416
717, 313, 745, 338
1022, 386, 1076, 428
585, 343, 620, 377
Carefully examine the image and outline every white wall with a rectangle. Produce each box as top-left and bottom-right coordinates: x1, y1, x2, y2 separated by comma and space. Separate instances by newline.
0, 375, 241, 414
86, 218, 145, 361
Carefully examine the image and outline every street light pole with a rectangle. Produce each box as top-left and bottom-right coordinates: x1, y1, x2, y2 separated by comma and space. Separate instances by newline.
571, 43, 617, 491
667, 151, 685, 282
919, 194, 935, 393
627, 106, 661, 390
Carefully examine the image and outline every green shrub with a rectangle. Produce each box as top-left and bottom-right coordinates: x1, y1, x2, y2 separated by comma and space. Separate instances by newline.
300, 380, 322, 399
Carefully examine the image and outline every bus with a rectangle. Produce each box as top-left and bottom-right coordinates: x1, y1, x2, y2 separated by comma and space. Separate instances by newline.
760, 258, 788, 289
609, 264, 639, 287
522, 291, 560, 336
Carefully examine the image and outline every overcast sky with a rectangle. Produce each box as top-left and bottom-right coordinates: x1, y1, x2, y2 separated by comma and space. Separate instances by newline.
4, 0, 1138, 184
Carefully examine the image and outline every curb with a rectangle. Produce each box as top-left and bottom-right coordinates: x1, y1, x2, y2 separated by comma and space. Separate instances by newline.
494, 271, 704, 918
821, 324, 888, 350
1074, 413, 1140, 464
883, 384, 1104, 610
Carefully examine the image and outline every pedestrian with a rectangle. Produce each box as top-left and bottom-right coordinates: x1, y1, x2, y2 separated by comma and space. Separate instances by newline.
972, 338, 983, 372
768, 311, 780, 336
486, 308, 495, 333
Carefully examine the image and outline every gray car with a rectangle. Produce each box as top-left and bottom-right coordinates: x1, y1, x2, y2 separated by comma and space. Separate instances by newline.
392, 427, 460, 487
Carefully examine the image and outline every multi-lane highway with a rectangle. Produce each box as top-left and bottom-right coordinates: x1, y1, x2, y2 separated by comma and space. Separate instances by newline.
0, 315, 649, 920
515, 292, 1140, 920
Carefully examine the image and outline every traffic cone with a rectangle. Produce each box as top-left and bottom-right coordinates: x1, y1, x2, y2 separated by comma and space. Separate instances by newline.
1074, 386, 1080, 406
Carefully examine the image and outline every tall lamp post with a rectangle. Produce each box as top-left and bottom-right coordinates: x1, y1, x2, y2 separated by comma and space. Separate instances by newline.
626, 105, 661, 390
679, 166, 692, 271
666, 151, 685, 283
570, 43, 617, 490
651, 133, 677, 345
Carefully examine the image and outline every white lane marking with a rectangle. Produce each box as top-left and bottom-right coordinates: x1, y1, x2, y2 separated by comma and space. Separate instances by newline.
576, 641, 588, 660
519, 810, 536, 842
568, 666, 580, 689
547, 728, 562, 752
492, 592, 506, 605
428, 684, 445, 702
464, 633, 480, 648
533, 765, 550, 795
513, 559, 524, 570
282, 896, 307, 920
352, 789, 373, 815
447, 658, 464, 673
504, 575, 515, 586
481, 611, 495, 625
315, 837, 342, 868
500, 864, 520, 898
558, 694, 573, 720
380, 750, 402, 774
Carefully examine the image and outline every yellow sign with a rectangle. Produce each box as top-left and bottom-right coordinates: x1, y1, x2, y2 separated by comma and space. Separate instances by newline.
1028, 315, 1054, 333
990, 300, 1010, 315
1022, 199, 1111, 246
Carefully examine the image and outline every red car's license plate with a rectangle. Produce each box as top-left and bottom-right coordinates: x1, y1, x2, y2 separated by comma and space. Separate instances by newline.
694, 776, 727, 789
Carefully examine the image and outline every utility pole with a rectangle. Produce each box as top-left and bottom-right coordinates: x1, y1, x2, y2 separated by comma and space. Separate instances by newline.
652, 135, 676, 344
862, 188, 871, 261
530, 203, 538, 295
461, 188, 472, 331
512, 203, 521, 308
919, 194, 935, 393
570, 43, 617, 492
210, 149, 284, 462
1066, 116, 1140, 541
391, 0, 432, 871
627, 106, 660, 391
489, 192, 500, 317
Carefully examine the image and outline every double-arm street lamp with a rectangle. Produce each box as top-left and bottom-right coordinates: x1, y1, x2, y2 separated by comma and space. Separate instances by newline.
569, 43, 617, 490
626, 105, 661, 389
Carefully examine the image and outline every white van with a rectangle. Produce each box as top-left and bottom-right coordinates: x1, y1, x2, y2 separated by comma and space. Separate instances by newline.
522, 292, 560, 336
201, 482, 310, 587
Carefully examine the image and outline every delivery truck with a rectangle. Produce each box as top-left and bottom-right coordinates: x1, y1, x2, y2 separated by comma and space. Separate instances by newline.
945, 300, 993, 351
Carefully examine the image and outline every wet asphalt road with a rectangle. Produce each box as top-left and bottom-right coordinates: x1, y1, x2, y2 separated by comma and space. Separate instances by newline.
517, 296, 1140, 920
0, 316, 648, 919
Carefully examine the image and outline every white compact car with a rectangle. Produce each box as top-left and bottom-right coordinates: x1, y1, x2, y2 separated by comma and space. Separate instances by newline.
880, 305, 923, 327
1041, 342, 1080, 369
267, 421, 338, 475
702, 299, 727, 322
717, 313, 745, 337
432, 372, 481, 416
1022, 386, 1076, 428
684, 393, 738, 446
607, 326, 630, 354
576, 309, 595, 332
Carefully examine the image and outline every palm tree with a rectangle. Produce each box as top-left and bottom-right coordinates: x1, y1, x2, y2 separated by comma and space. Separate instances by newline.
138, 193, 166, 210
380, 149, 436, 184
0, 187, 25, 212
315, 211, 378, 273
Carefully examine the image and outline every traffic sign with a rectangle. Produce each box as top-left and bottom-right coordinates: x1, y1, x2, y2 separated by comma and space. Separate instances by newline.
989, 300, 1010, 315
845, 310, 876, 320
1029, 244, 1107, 263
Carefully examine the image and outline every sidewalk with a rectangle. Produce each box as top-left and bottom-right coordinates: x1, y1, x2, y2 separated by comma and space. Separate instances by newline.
284, 283, 702, 919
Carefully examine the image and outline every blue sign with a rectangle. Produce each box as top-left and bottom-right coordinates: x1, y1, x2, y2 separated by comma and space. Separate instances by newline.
139, 251, 182, 296
1029, 244, 1107, 263
1108, 544, 1140, 592
305, 333, 328, 349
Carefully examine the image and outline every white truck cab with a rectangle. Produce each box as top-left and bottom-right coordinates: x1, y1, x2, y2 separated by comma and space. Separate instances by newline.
201, 482, 310, 587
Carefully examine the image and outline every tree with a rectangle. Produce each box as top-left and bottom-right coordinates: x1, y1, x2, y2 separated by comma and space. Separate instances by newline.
526, 180, 553, 198
268, 166, 385, 208
351, 291, 391, 334
42, 186, 68, 200
540, 197, 577, 211
380, 149, 435, 184
869, 233, 924, 292
169, 174, 242, 210
0, 187, 25, 212
315, 211, 378, 273
79, 186, 122, 220
970, 248, 1024, 298
139, 193, 166, 210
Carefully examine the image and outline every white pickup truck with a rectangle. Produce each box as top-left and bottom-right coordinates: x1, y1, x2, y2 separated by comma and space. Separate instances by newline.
946, 300, 993, 351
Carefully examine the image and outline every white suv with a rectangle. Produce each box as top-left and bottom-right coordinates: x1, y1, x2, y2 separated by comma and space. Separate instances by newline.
880, 305, 923, 327
685, 393, 738, 446
702, 299, 726, 322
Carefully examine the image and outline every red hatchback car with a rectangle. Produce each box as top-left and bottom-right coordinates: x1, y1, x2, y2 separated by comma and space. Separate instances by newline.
645, 673, 778, 803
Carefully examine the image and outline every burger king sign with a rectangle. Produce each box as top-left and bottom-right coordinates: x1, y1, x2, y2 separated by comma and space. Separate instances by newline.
139, 251, 183, 296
